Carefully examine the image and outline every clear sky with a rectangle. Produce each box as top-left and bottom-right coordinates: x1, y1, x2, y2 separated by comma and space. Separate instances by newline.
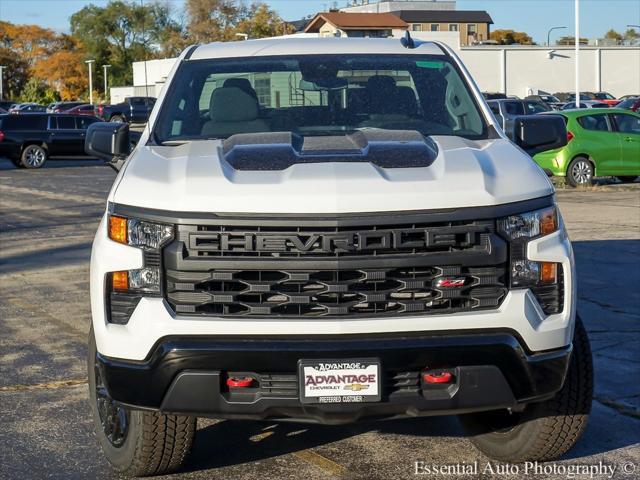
1, 0, 639, 43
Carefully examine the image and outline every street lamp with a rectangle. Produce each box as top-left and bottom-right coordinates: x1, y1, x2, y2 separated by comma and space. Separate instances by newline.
102, 64, 111, 103
575, 0, 580, 108
0, 65, 5, 100
85, 59, 95, 105
547, 26, 567, 46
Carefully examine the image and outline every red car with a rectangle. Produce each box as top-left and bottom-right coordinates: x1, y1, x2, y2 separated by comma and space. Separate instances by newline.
65, 104, 96, 116
592, 92, 620, 106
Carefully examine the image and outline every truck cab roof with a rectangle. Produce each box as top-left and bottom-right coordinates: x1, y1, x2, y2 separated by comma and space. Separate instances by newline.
188, 37, 447, 61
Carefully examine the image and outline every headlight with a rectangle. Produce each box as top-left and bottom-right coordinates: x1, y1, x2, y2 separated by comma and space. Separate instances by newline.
497, 205, 558, 240
498, 205, 561, 290
108, 215, 173, 250
107, 215, 172, 298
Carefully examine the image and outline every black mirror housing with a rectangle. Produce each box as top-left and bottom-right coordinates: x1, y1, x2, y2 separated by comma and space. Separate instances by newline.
513, 115, 567, 157
85, 122, 131, 170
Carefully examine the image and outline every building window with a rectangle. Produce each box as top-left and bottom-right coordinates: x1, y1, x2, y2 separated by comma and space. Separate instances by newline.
430, 24, 440, 32
412, 24, 422, 32
449, 24, 459, 32
467, 24, 477, 35
254, 77, 271, 107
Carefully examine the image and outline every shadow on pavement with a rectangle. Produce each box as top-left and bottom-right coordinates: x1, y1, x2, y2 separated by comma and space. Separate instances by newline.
187, 415, 461, 471
0, 157, 105, 170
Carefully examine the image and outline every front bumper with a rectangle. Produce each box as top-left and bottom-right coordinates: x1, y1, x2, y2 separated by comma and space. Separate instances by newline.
98, 332, 571, 424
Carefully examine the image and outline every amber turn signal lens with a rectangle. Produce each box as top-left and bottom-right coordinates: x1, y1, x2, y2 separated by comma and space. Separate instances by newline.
540, 262, 558, 284
111, 271, 129, 291
540, 208, 558, 236
108, 215, 127, 244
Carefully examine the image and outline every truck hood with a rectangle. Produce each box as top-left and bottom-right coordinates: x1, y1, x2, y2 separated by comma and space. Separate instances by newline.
111, 136, 553, 214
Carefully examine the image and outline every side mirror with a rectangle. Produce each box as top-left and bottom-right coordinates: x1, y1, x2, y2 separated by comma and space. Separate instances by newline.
85, 122, 132, 172
513, 115, 567, 157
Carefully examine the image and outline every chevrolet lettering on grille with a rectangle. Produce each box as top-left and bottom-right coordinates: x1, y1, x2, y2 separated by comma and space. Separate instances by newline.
190, 229, 483, 254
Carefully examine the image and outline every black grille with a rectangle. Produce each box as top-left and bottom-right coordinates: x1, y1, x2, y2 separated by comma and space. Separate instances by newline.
166, 265, 507, 317
164, 215, 508, 318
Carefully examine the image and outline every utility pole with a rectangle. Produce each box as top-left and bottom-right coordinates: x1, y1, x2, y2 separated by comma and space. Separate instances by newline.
85, 59, 95, 104
575, 0, 580, 108
0, 66, 4, 100
103, 64, 111, 103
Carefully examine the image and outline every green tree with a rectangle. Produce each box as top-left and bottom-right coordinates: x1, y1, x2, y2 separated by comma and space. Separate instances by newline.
236, 3, 295, 39
184, 0, 295, 43
0, 47, 30, 100
18, 77, 60, 103
70, 1, 181, 88
623, 28, 640, 45
490, 29, 533, 45
604, 29, 623, 43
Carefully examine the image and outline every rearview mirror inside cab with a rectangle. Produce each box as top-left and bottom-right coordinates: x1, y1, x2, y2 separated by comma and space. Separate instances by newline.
85, 122, 135, 172
512, 115, 567, 157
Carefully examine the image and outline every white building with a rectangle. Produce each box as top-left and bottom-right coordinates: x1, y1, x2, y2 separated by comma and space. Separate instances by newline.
341, 1, 456, 13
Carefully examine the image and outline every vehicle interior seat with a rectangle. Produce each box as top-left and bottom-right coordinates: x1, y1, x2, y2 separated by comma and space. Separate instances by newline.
223, 78, 259, 102
201, 87, 270, 137
397, 86, 419, 116
359, 75, 426, 129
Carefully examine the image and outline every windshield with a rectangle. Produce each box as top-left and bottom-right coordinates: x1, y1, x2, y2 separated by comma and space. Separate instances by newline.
153, 54, 488, 144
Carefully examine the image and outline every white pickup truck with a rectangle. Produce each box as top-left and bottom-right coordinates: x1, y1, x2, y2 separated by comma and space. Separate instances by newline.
85, 36, 592, 476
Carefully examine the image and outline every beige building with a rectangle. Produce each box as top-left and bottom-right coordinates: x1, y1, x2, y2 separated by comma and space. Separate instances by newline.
304, 12, 408, 38
392, 10, 493, 46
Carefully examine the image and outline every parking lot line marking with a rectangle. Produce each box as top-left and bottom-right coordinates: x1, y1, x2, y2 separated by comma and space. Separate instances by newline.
293, 449, 346, 477
0, 379, 87, 392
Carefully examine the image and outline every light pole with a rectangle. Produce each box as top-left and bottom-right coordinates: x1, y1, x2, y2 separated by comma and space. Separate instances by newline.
547, 26, 567, 46
0, 65, 4, 100
575, 0, 580, 108
85, 59, 95, 104
102, 64, 111, 103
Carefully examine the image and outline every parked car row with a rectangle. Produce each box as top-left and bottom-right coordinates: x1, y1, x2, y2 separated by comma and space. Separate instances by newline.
0, 97, 157, 124
0, 113, 102, 168
483, 91, 639, 112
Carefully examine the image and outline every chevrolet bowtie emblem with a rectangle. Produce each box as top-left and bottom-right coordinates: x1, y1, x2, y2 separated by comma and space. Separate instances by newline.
344, 384, 370, 392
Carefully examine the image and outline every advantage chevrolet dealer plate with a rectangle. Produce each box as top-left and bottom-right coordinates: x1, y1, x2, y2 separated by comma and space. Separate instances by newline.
299, 359, 381, 404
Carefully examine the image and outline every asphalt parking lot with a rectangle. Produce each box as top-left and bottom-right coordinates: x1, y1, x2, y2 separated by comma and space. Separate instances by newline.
0, 157, 638, 480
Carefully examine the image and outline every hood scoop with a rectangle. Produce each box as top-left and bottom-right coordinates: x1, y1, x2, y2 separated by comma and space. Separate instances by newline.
221, 130, 438, 171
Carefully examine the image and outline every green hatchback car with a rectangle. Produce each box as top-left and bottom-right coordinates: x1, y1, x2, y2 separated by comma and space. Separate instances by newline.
533, 108, 640, 186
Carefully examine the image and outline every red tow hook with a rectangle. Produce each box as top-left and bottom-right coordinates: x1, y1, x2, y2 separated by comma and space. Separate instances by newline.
423, 371, 453, 384
226, 376, 254, 388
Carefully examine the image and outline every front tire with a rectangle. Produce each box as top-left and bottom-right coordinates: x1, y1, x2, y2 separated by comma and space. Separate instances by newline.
459, 316, 593, 462
110, 114, 126, 123
88, 328, 196, 476
566, 157, 593, 187
20, 144, 48, 168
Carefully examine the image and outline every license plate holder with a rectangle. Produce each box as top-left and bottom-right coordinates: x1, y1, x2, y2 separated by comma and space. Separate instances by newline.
298, 358, 381, 404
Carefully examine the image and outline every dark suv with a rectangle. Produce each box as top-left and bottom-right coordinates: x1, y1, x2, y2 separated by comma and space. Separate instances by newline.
0, 113, 102, 168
